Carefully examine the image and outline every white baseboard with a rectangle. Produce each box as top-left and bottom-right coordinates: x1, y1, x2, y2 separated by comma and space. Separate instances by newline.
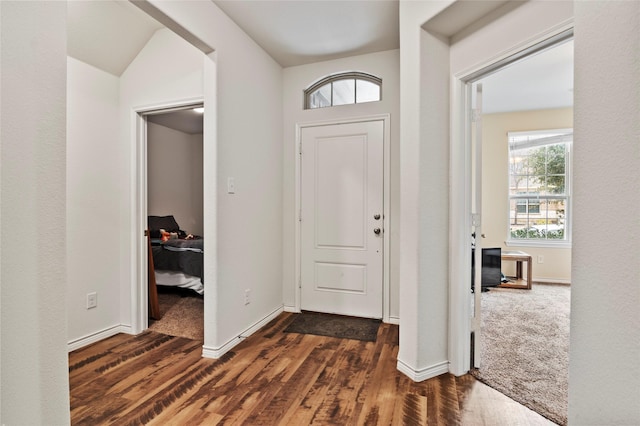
202, 305, 284, 359
533, 278, 571, 285
396, 358, 449, 382
387, 315, 400, 325
67, 324, 133, 352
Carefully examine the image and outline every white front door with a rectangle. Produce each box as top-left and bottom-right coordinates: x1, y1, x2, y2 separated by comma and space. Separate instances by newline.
300, 121, 384, 319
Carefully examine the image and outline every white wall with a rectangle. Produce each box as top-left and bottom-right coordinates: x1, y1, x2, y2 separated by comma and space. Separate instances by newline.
67, 57, 122, 344
147, 122, 203, 236
398, 0, 456, 380
569, 1, 640, 423
282, 49, 400, 321
482, 108, 573, 282
0, 2, 70, 424
143, 1, 284, 352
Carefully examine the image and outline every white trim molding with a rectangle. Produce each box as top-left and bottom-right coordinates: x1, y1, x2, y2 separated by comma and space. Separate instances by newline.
533, 278, 571, 285
283, 305, 300, 313
67, 324, 133, 352
131, 96, 205, 336
202, 306, 283, 359
396, 359, 449, 382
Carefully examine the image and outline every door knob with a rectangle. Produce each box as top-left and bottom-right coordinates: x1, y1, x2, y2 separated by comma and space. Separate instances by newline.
373, 214, 381, 220
373, 228, 381, 235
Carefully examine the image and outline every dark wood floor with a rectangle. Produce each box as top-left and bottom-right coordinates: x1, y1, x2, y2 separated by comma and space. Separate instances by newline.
69, 312, 555, 425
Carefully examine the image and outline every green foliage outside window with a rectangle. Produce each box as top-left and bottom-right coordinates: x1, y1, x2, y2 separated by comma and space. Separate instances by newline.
508, 131, 571, 243
527, 144, 566, 193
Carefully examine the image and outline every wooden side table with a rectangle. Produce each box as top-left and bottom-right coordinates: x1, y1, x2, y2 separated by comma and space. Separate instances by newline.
500, 250, 532, 289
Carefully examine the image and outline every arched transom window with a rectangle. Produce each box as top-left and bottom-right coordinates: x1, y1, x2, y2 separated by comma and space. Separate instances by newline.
304, 72, 382, 109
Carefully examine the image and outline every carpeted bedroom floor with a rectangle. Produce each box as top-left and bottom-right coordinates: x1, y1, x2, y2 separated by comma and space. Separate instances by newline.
148, 288, 204, 341
472, 283, 570, 426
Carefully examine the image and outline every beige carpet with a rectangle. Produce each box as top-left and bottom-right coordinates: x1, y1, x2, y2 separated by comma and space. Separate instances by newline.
472, 283, 570, 425
148, 289, 204, 341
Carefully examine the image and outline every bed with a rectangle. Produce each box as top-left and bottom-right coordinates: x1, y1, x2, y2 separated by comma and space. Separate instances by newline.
148, 215, 204, 296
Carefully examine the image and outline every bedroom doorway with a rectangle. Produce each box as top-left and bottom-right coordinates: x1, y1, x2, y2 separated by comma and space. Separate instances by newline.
138, 103, 205, 339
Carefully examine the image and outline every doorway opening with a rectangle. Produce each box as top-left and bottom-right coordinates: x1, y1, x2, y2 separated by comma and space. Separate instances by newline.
133, 100, 206, 333
143, 105, 205, 340
464, 33, 573, 425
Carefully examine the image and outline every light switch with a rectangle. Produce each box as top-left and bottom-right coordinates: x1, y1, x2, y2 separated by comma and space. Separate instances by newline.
227, 177, 235, 194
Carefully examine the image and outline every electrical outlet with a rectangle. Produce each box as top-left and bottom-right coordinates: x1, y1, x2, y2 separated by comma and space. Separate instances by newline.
537, 255, 544, 264
244, 289, 251, 305
87, 292, 97, 309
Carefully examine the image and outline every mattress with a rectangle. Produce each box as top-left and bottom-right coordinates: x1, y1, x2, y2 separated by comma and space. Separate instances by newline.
154, 270, 204, 295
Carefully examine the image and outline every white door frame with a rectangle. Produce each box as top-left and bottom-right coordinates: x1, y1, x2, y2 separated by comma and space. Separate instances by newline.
294, 114, 391, 323
130, 97, 204, 335
448, 25, 574, 375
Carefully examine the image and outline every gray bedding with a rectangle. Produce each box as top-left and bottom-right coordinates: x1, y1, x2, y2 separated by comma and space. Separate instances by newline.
151, 238, 203, 283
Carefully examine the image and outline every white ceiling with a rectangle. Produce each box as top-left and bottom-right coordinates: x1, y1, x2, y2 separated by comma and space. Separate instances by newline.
213, 0, 400, 67
212, 0, 572, 112
67, 1, 163, 76
480, 40, 574, 114
147, 108, 204, 134
67, 0, 573, 124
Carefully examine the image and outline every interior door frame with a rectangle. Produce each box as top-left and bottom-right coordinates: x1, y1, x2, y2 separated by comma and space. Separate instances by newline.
294, 114, 391, 323
448, 25, 574, 375
131, 97, 205, 335
471, 82, 484, 369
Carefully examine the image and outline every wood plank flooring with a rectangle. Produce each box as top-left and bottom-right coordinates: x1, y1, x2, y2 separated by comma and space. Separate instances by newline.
69, 312, 555, 425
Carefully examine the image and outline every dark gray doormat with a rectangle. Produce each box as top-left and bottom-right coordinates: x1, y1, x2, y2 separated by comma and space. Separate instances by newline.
284, 311, 381, 342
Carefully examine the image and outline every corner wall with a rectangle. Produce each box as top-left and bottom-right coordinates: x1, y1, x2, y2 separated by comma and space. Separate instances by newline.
398, 0, 455, 379
67, 57, 122, 345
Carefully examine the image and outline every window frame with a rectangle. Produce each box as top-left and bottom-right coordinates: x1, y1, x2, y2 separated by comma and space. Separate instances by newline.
506, 128, 573, 248
304, 71, 382, 109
